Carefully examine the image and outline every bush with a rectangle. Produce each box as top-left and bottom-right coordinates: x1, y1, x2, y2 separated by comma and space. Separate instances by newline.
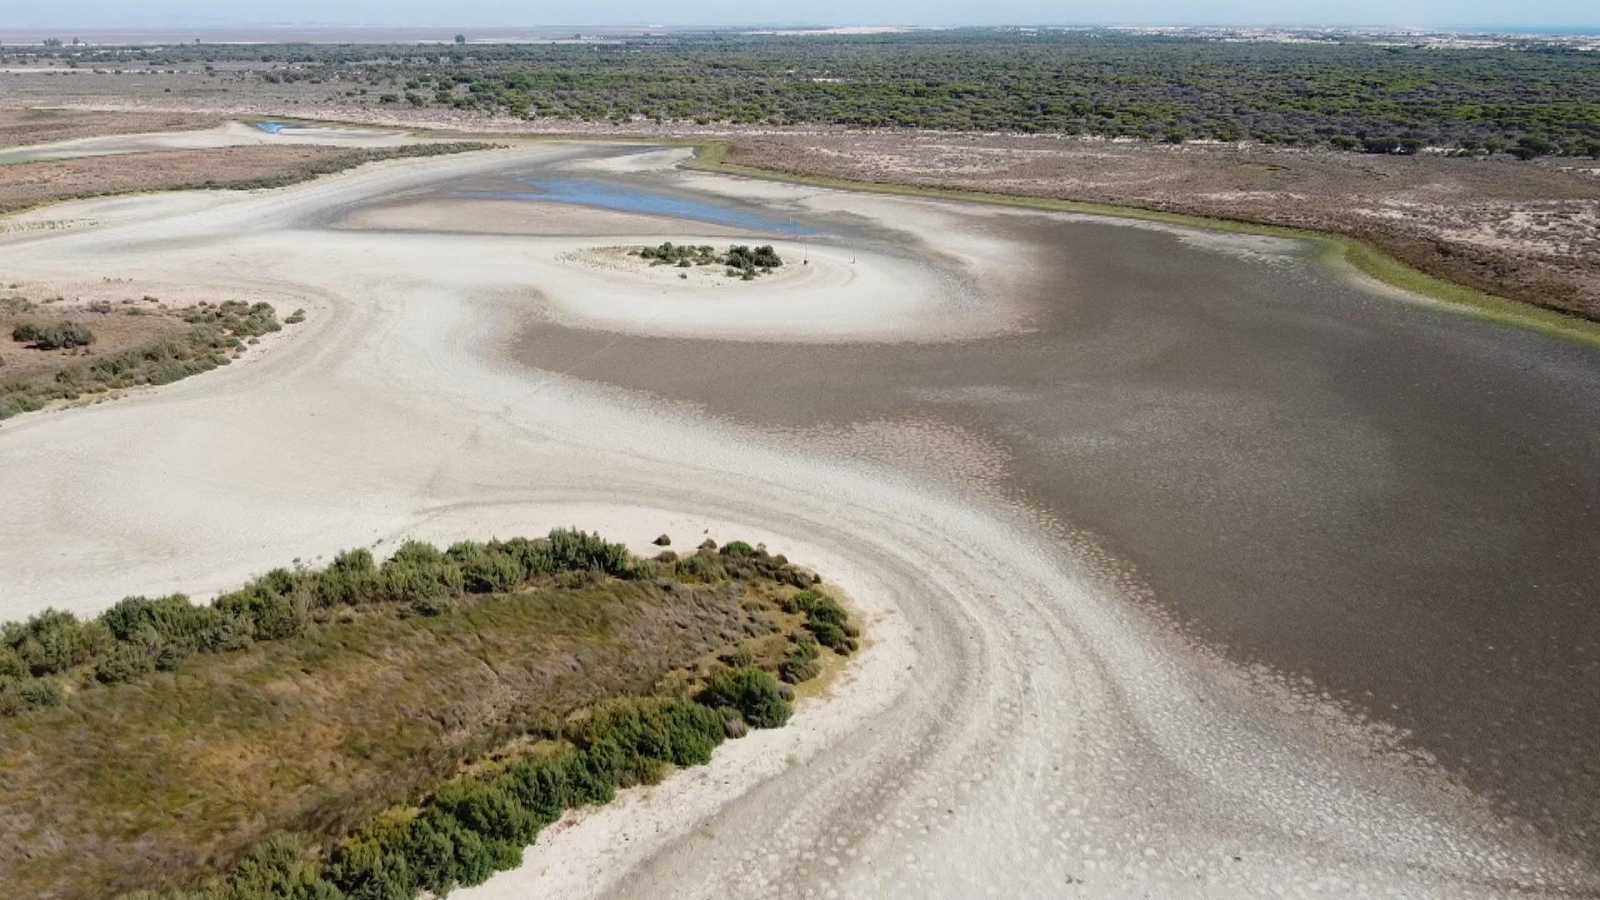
12, 321, 94, 350
780, 635, 822, 684
95, 640, 157, 684
226, 832, 341, 900
568, 696, 727, 786
100, 593, 214, 647
3, 609, 105, 675
0, 675, 62, 715
543, 528, 636, 577
697, 666, 791, 728
783, 590, 857, 653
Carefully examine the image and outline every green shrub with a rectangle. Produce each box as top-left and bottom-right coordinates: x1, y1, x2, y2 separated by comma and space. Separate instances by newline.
543, 528, 635, 577
12, 320, 94, 350
446, 541, 524, 594
783, 590, 856, 653
779, 654, 821, 684
95, 640, 157, 684
100, 594, 214, 647
568, 696, 726, 786
0, 675, 63, 715
0, 646, 24, 678
673, 552, 724, 582
226, 832, 341, 900
718, 540, 757, 558
215, 585, 309, 641
3, 608, 105, 675
697, 666, 791, 728
780, 635, 822, 684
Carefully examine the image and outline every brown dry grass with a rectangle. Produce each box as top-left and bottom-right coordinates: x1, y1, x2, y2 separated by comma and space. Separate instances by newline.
719, 133, 1600, 322
0, 576, 802, 900
0, 144, 394, 213
0, 107, 218, 148
0, 300, 184, 378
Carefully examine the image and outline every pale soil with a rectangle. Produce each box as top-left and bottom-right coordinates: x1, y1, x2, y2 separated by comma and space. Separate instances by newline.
0, 120, 409, 162
537, 238, 990, 343
0, 143, 1593, 898
5, 66, 1596, 318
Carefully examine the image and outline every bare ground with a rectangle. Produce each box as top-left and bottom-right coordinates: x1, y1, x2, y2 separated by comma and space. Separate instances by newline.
3, 65, 1597, 320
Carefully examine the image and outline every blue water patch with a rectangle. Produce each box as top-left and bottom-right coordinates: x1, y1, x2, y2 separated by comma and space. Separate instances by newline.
254, 122, 288, 134
463, 177, 814, 236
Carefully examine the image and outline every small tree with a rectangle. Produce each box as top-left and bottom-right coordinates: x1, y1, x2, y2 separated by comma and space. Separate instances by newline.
454, 34, 466, 44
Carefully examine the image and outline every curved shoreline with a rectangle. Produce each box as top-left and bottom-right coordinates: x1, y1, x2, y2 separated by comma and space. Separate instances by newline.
683, 140, 1600, 350
0, 141, 1594, 896
4, 116, 1593, 348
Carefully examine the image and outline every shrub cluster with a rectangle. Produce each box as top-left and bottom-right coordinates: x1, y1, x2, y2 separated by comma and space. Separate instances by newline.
0, 529, 641, 714
633, 242, 783, 280
1, 301, 284, 420
123, 679, 788, 900
784, 590, 859, 654
11, 320, 95, 350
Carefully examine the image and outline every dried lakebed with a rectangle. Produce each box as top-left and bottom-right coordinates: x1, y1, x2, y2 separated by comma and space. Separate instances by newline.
0, 140, 1596, 897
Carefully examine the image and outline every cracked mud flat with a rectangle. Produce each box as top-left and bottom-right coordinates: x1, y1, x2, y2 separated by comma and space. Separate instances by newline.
0, 139, 1596, 897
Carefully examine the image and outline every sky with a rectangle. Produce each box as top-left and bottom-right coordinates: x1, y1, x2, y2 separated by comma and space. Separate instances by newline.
6, 0, 1596, 30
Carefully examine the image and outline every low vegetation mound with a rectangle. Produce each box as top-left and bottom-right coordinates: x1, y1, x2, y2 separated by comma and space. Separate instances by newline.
11, 320, 94, 350
1, 298, 293, 420
633, 241, 783, 280
0, 529, 855, 900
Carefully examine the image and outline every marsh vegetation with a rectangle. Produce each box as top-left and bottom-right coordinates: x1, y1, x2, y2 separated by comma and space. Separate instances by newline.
0, 530, 853, 899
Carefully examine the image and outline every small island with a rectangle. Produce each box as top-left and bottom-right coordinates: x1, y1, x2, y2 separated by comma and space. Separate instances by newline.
633, 241, 784, 281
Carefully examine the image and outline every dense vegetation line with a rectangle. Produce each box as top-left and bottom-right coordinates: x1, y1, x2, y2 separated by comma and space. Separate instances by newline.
688, 142, 1600, 349
0, 298, 291, 420
12, 32, 1597, 156
0, 530, 856, 899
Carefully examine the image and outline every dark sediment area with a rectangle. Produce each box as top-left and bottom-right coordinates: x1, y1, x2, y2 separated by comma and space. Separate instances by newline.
380, 158, 1599, 863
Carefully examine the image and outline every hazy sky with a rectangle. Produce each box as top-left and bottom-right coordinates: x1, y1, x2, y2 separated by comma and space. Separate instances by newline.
8, 0, 1596, 29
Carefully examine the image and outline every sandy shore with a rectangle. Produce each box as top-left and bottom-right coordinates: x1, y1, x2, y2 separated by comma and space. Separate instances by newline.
0, 140, 1595, 897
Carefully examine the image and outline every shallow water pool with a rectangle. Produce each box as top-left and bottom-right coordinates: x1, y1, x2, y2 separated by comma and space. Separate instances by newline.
463, 177, 815, 236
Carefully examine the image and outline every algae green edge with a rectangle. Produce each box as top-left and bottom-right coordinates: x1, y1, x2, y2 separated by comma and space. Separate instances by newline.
685, 139, 1600, 351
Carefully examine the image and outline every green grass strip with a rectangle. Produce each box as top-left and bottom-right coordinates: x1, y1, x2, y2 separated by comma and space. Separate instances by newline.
687, 140, 1600, 351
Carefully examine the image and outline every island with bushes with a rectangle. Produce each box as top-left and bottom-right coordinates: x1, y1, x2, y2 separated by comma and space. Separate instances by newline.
0, 529, 857, 900
633, 241, 783, 281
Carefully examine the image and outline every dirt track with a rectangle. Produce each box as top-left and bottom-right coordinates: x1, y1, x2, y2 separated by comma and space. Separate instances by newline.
0, 142, 1596, 897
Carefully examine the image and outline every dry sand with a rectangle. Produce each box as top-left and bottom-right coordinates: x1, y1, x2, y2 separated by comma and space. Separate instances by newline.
0, 119, 408, 162
0, 141, 1594, 898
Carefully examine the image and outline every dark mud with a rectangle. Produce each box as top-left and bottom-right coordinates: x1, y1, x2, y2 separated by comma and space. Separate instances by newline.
419, 158, 1597, 862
